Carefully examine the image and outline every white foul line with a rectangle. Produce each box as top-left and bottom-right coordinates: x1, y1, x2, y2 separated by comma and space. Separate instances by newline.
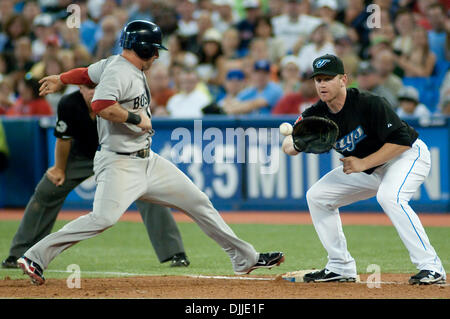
16, 270, 449, 286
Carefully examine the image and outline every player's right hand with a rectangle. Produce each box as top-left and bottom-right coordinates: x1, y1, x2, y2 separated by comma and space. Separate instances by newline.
39, 75, 64, 96
46, 166, 66, 186
137, 111, 152, 132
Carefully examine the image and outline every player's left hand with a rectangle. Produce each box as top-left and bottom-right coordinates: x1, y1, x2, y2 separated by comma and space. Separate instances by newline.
39, 75, 64, 96
340, 156, 367, 174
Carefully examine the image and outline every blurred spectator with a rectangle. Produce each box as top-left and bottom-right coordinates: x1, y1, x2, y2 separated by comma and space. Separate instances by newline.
0, 119, 9, 172
221, 27, 244, 60
29, 35, 62, 79
223, 59, 283, 115
72, 44, 93, 68
254, 15, 285, 64
426, 3, 449, 62
279, 55, 301, 94
22, 1, 41, 25
0, 0, 15, 29
372, 49, 404, 99
272, 0, 322, 55
395, 26, 437, 77
159, 33, 199, 69
367, 36, 392, 61
196, 28, 226, 89
166, 66, 212, 118
77, 0, 99, 55
297, 23, 336, 73
439, 96, 450, 115
211, 0, 237, 33
217, 69, 247, 107
176, 0, 199, 38
0, 76, 15, 115
356, 61, 398, 108
148, 63, 177, 117
334, 35, 360, 87
235, 0, 261, 52
396, 86, 431, 119
246, 38, 271, 67
266, 0, 285, 19
5, 73, 52, 116
127, 0, 154, 22
272, 71, 318, 114
393, 8, 414, 56
93, 15, 121, 60
30, 13, 56, 62
1, 14, 30, 55
438, 70, 450, 111
343, 0, 371, 58
8, 37, 34, 82
315, 0, 347, 39
185, 10, 214, 54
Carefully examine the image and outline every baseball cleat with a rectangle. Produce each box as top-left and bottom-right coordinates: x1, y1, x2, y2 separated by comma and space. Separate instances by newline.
170, 253, 190, 267
303, 268, 356, 283
409, 270, 446, 285
235, 252, 285, 275
1, 256, 19, 269
17, 256, 45, 285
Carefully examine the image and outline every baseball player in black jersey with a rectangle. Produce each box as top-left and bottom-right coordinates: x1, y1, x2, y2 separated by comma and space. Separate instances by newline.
282, 54, 446, 285
2, 85, 190, 269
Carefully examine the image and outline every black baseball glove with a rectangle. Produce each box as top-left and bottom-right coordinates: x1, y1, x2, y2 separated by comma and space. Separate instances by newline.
292, 116, 339, 154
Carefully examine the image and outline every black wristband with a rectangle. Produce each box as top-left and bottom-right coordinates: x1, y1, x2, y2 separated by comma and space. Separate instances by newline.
126, 111, 141, 125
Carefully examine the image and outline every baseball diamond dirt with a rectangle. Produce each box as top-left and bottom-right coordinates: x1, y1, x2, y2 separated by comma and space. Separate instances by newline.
1, 210, 449, 299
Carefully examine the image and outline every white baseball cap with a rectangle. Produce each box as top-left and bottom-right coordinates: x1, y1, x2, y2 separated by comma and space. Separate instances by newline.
317, 0, 338, 10
398, 86, 420, 103
280, 55, 300, 69
242, 0, 260, 9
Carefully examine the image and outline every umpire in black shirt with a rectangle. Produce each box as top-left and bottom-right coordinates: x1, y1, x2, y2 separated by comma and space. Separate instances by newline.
2, 85, 190, 268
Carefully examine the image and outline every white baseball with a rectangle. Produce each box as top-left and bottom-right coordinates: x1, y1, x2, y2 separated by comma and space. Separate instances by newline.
279, 122, 293, 136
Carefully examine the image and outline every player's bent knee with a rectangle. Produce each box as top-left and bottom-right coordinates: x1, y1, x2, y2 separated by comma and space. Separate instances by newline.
376, 189, 398, 209
306, 186, 322, 205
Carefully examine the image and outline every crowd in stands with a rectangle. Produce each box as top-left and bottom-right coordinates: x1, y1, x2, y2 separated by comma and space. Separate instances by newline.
0, 0, 448, 119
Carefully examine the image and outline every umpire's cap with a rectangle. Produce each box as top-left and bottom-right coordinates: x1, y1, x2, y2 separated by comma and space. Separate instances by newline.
120, 20, 168, 60
310, 54, 345, 78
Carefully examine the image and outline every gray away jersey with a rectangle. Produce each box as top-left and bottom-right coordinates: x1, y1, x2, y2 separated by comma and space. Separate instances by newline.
88, 55, 152, 153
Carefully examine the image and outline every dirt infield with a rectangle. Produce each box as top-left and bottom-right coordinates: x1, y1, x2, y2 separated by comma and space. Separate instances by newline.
1, 209, 449, 299
1, 274, 449, 299
2, 209, 450, 226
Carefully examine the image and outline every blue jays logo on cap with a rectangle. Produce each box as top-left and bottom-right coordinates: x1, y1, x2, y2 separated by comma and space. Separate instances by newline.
315, 59, 331, 68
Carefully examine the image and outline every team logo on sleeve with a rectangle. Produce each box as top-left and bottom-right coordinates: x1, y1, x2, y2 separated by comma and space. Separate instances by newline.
56, 120, 68, 133
334, 125, 367, 152
314, 59, 331, 69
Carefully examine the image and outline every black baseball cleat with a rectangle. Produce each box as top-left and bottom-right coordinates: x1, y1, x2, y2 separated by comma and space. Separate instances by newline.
17, 256, 45, 285
409, 270, 446, 285
1, 256, 19, 269
235, 252, 285, 275
170, 253, 190, 267
303, 268, 356, 283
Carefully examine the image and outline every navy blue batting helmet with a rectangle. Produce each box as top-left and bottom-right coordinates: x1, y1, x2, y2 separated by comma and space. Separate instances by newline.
119, 20, 168, 60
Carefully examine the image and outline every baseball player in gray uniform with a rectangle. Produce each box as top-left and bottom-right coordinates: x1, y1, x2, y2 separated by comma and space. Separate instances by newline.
2, 85, 189, 269
18, 20, 284, 285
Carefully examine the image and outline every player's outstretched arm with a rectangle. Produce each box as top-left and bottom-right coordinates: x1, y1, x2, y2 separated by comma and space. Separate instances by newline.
39, 68, 96, 96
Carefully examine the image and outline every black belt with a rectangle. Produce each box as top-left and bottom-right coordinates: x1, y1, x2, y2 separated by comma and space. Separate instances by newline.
97, 146, 150, 158
116, 148, 150, 158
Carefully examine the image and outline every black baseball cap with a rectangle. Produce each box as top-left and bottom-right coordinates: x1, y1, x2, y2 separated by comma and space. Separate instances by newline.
310, 54, 345, 78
